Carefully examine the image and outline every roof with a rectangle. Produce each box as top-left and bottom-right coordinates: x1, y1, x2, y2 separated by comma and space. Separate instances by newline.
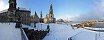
0, 7, 31, 14
0, 9, 8, 13
18, 7, 31, 12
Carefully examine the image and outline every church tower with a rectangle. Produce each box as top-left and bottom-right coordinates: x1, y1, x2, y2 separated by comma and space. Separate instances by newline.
49, 4, 53, 14
8, 0, 17, 10
49, 4, 54, 18
34, 11, 39, 23
34, 11, 39, 19
40, 11, 44, 23
40, 11, 43, 18
8, 0, 17, 22
44, 4, 56, 23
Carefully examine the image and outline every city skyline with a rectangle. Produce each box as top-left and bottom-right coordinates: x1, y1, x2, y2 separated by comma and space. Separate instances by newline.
0, 0, 104, 20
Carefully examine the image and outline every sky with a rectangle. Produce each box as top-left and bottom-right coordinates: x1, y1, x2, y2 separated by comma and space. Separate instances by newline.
0, 0, 104, 21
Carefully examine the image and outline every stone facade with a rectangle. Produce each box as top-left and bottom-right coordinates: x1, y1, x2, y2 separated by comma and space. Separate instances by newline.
39, 11, 44, 23
44, 4, 56, 23
31, 11, 43, 23
0, 0, 31, 25
16, 8, 31, 25
33, 11, 40, 23
31, 4, 56, 23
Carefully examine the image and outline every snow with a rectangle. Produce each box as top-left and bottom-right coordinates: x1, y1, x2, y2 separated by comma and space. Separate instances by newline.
36, 23, 48, 30
72, 28, 104, 40
43, 24, 74, 40
1, 22, 104, 40
30, 23, 104, 40
0, 23, 21, 40
42, 24, 86, 40
73, 31, 96, 40
84, 27, 104, 30
30, 23, 82, 40
30, 23, 47, 30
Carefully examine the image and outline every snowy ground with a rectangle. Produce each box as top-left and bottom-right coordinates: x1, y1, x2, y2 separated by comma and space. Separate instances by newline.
0, 23, 104, 40
72, 29, 104, 40
42, 24, 80, 40
0, 23, 21, 40
31, 23, 104, 40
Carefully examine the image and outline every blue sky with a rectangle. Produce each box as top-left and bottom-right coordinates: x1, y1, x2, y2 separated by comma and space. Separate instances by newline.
16, 0, 99, 19
1, 0, 103, 20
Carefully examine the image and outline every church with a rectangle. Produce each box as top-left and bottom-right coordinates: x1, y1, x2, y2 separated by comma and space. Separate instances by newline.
32, 4, 56, 23
44, 4, 56, 23
0, 0, 56, 24
0, 0, 31, 25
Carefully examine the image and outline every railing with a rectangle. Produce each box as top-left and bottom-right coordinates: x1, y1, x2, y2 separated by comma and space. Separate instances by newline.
20, 28, 29, 40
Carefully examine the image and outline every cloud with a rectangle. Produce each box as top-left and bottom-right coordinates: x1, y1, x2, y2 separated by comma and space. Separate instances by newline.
0, 0, 9, 11
72, 0, 104, 21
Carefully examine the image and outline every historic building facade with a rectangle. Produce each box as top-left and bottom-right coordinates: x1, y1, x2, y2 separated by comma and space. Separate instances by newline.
44, 4, 56, 23
32, 4, 56, 23
33, 11, 40, 23
31, 11, 43, 23
0, 0, 31, 25
39, 11, 44, 23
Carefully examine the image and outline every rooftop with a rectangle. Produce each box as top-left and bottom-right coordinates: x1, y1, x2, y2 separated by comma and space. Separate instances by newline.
0, 9, 8, 13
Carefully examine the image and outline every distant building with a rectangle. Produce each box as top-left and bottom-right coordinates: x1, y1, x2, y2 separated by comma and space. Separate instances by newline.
32, 4, 56, 23
56, 19, 64, 23
31, 11, 44, 23
39, 11, 44, 23
44, 4, 56, 23
0, 0, 31, 25
33, 11, 40, 23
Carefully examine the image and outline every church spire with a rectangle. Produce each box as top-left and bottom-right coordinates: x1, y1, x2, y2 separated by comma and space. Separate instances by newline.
40, 11, 43, 18
49, 4, 53, 14
34, 11, 39, 19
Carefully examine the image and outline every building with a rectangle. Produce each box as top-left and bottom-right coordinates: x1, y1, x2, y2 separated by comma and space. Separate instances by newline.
39, 11, 44, 23
56, 19, 64, 23
31, 11, 44, 23
31, 4, 56, 23
44, 4, 56, 23
33, 11, 40, 23
0, 0, 31, 25
16, 7, 31, 25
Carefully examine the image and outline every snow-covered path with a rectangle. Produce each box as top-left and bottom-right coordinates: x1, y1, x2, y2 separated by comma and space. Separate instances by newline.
42, 24, 81, 40
0, 23, 21, 40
